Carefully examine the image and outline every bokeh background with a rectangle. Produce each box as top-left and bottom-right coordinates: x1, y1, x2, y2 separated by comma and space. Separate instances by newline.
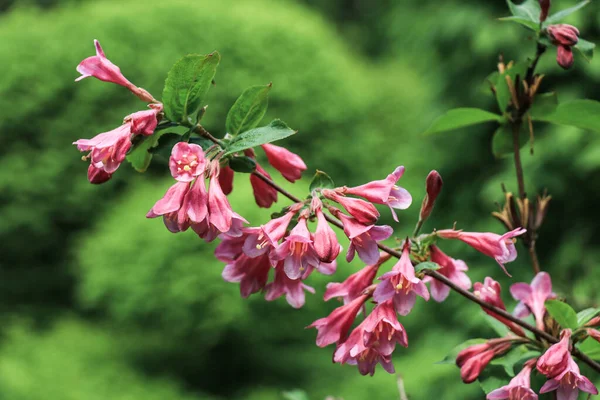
1, 0, 599, 398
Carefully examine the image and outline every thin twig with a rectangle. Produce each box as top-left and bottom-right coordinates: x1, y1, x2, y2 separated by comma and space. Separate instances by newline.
396, 375, 409, 400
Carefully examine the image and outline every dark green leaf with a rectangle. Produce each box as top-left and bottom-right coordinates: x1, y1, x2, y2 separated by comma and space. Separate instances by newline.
492, 61, 528, 113
545, 0, 590, 24
308, 170, 335, 192
529, 92, 558, 119
545, 300, 578, 329
425, 108, 502, 135
577, 308, 600, 326
574, 38, 595, 62
150, 133, 184, 160
414, 261, 441, 273
228, 156, 257, 173
483, 314, 510, 337
491, 123, 529, 159
436, 339, 487, 365
282, 390, 309, 400
478, 365, 510, 394
577, 337, 600, 360
498, 16, 540, 31
491, 345, 540, 377
506, 0, 541, 22
189, 136, 216, 151
162, 52, 221, 124
223, 119, 296, 156
531, 99, 600, 133
126, 131, 182, 172
226, 84, 271, 136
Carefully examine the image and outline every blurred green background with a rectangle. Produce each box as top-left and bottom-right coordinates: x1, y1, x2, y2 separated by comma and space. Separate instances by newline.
1, 0, 599, 398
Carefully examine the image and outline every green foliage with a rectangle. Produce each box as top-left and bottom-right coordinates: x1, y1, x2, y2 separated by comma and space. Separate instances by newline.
506, 0, 541, 24
414, 261, 441, 273
223, 119, 296, 156
228, 156, 257, 173
578, 337, 600, 360
575, 38, 596, 61
545, 299, 578, 329
436, 338, 487, 365
532, 99, 600, 133
127, 130, 183, 172
490, 345, 540, 377
308, 170, 335, 192
491, 124, 529, 159
226, 84, 271, 136
425, 108, 502, 135
577, 308, 600, 326
544, 0, 590, 25
477, 365, 510, 394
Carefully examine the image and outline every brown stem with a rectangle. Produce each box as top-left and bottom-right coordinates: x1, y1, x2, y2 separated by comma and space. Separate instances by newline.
511, 121, 527, 201
528, 244, 541, 275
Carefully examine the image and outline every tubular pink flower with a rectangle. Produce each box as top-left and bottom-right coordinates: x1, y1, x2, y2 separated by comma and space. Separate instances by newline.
335, 210, 393, 265
424, 245, 471, 302
146, 181, 190, 231
510, 272, 556, 331
207, 170, 234, 233
311, 198, 342, 263
265, 262, 315, 309
419, 170, 443, 222
324, 253, 391, 304
362, 300, 408, 354
487, 362, 538, 399
126, 103, 162, 136
474, 277, 526, 337
74, 123, 132, 174
537, 329, 572, 378
169, 142, 207, 182
242, 206, 300, 258
344, 166, 412, 222
373, 242, 429, 316
271, 217, 320, 279
222, 253, 271, 298
87, 164, 112, 184
457, 339, 512, 384
540, 356, 598, 400
215, 233, 247, 263
437, 228, 526, 276
250, 163, 278, 208
261, 143, 307, 182
547, 24, 580, 47
322, 189, 380, 225
218, 166, 234, 195
307, 294, 368, 348
76, 40, 135, 89
556, 45, 574, 70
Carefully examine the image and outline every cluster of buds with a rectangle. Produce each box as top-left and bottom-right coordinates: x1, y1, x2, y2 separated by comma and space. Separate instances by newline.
493, 190, 551, 246
546, 24, 580, 70
73, 40, 162, 183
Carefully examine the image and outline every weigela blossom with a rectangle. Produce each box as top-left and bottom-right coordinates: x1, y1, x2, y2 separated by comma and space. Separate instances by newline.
169, 142, 206, 182
344, 166, 412, 222
87, 164, 112, 184
424, 245, 471, 302
487, 361, 538, 400
249, 163, 278, 208
311, 197, 342, 263
222, 253, 271, 298
437, 228, 526, 275
537, 329, 572, 378
334, 210, 393, 265
207, 167, 236, 233
271, 215, 320, 279
218, 166, 234, 195
456, 339, 512, 383
373, 242, 429, 316
242, 205, 302, 257
510, 272, 555, 331
540, 356, 598, 400
308, 294, 368, 347
264, 262, 316, 309
322, 189, 380, 225
261, 143, 307, 182
126, 103, 163, 136
474, 277, 525, 337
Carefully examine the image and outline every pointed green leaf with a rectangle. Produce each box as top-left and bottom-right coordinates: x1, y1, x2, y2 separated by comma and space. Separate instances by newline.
577, 337, 600, 360
223, 119, 296, 156
491, 345, 541, 377
498, 16, 540, 31
436, 339, 488, 365
162, 52, 221, 124
226, 84, 271, 136
575, 38, 595, 62
545, 0, 590, 24
492, 123, 529, 159
577, 308, 600, 326
309, 170, 335, 192
506, 0, 541, 22
425, 108, 502, 135
529, 92, 559, 118
228, 156, 257, 173
478, 365, 510, 394
492, 61, 528, 113
531, 99, 600, 133
545, 300, 578, 329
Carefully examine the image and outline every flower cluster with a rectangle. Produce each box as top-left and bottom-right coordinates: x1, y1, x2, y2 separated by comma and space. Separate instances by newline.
547, 24, 580, 69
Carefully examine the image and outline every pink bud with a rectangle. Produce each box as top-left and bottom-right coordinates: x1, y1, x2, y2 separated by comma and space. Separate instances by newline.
218, 166, 235, 195
250, 163, 278, 208
76, 40, 135, 89
313, 208, 342, 263
587, 329, 600, 343
586, 316, 600, 327
322, 189, 380, 225
547, 24, 580, 47
556, 45, 574, 70
261, 143, 307, 182
126, 104, 162, 136
419, 170, 443, 222
168, 142, 206, 183
307, 294, 368, 347
539, 0, 551, 22
87, 163, 112, 184
457, 340, 511, 383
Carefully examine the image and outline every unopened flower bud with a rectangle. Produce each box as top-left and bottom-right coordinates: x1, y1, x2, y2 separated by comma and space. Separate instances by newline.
586, 316, 600, 327
539, 0, 551, 22
547, 24, 580, 47
556, 45, 574, 69
587, 328, 600, 343
419, 170, 443, 222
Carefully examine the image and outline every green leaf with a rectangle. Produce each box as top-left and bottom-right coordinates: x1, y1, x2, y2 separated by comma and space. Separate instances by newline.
414, 261, 441, 273
425, 108, 502, 135
498, 16, 540, 31
309, 170, 335, 192
162, 52, 221, 124
436, 339, 487, 365
529, 92, 558, 119
531, 99, 600, 134
228, 156, 257, 173
226, 84, 272, 136
189, 136, 216, 151
478, 365, 510, 394
577, 308, 600, 326
492, 61, 528, 113
223, 119, 296, 156
545, 300, 578, 329
126, 131, 181, 172
282, 390, 309, 400
149, 133, 184, 160
577, 337, 600, 360
491, 345, 541, 377
483, 314, 510, 337
491, 123, 529, 159
506, 0, 541, 22
574, 38, 595, 62
545, 0, 590, 25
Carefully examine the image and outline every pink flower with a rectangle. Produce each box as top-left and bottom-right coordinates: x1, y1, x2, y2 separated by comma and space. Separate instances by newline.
540, 356, 598, 400
308, 294, 368, 347
547, 24, 580, 47
215, 234, 247, 263
243, 211, 297, 259
261, 143, 307, 182
87, 164, 112, 184
510, 272, 555, 331
126, 104, 162, 136
324, 253, 391, 304
207, 170, 235, 233
424, 245, 471, 302
556, 45, 574, 70
74, 123, 132, 175
218, 166, 234, 195
373, 242, 429, 316
456, 339, 512, 384
437, 228, 526, 276
168, 142, 206, 182
271, 217, 320, 279
487, 362, 538, 400
419, 170, 443, 222
335, 210, 393, 265
322, 189, 380, 225
76, 40, 134, 89
344, 166, 412, 222
250, 163, 278, 208
474, 277, 526, 337
222, 253, 271, 298
265, 262, 315, 309
537, 329, 572, 378
313, 207, 342, 263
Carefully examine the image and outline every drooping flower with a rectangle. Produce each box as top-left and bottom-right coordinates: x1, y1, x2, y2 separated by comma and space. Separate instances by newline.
168, 142, 206, 182
537, 329, 572, 378
87, 163, 112, 184
324, 253, 391, 304
74, 123, 132, 175
344, 166, 412, 221
249, 163, 278, 208
313, 206, 342, 263
322, 189, 380, 225
308, 294, 368, 347
215, 233, 247, 263
126, 103, 162, 136
222, 253, 272, 298
334, 210, 393, 265
261, 143, 307, 182
556, 45, 574, 70
474, 277, 525, 337
419, 170, 443, 222
271, 216, 320, 279
242, 205, 302, 258
424, 245, 471, 302
540, 356, 598, 400
437, 228, 526, 275
456, 339, 512, 384
207, 168, 235, 233
373, 242, 429, 316
218, 166, 234, 195
487, 361, 538, 400
510, 272, 555, 331
265, 262, 315, 309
